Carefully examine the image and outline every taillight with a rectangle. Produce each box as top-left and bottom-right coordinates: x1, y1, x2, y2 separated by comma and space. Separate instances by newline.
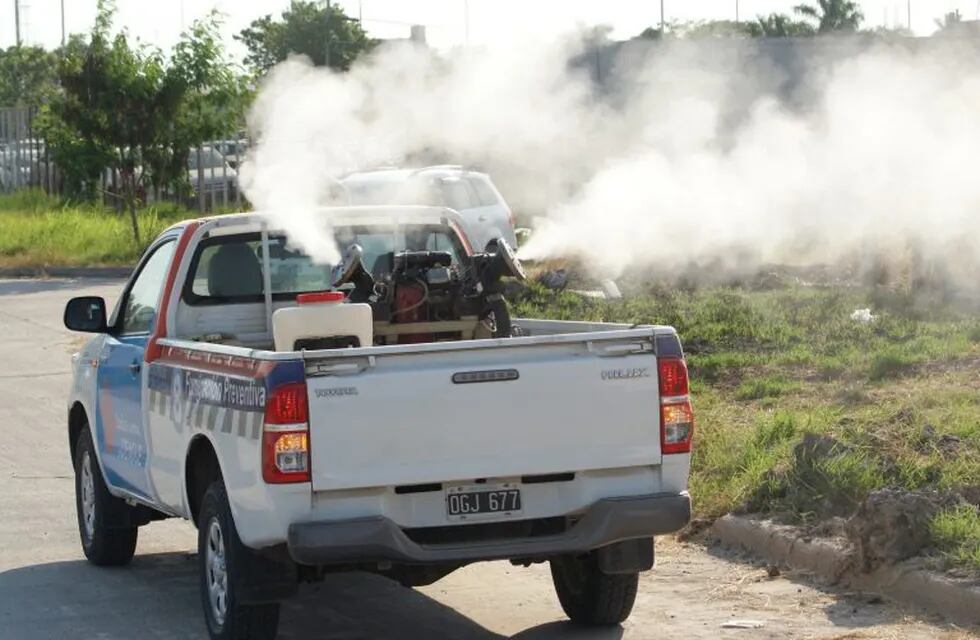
659, 357, 694, 454
262, 382, 311, 483
658, 357, 689, 398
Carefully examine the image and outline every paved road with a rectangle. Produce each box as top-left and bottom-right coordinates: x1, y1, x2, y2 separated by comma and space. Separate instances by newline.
0, 278, 969, 639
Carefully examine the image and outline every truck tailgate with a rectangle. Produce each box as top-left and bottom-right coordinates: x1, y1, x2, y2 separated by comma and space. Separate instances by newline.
304, 333, 662, 491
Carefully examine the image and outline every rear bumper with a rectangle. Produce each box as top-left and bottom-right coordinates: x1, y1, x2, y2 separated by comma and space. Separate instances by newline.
287, 492, 690, 566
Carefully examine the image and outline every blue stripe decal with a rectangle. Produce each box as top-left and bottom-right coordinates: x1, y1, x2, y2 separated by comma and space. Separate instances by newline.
265, 359, 306, 391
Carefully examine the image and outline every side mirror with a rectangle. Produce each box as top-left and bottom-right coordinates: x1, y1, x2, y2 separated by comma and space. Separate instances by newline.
64, 296, 108, 333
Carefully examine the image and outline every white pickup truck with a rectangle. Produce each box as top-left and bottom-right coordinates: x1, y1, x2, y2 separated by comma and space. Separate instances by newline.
63, 206, 693, 640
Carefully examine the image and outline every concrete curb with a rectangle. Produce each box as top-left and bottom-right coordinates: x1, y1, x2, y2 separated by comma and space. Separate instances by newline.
0, 266, 132, 279
711, 514, 980, 628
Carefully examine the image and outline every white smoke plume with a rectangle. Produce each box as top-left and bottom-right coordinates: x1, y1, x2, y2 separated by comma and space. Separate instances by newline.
240, 34, 980, 287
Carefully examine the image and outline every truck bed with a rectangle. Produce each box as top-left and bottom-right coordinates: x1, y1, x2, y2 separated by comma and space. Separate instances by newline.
158, 318, 682, 493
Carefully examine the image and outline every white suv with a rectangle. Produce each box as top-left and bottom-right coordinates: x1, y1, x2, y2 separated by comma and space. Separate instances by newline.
340, 166, 517, 251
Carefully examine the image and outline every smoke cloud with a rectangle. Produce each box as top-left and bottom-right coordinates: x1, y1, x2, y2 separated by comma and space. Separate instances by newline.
240, 34, 980, 287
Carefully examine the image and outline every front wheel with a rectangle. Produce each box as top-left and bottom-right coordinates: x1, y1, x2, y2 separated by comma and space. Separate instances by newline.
74, 426, 138, 566
198, 480, 280, 640
550, 553, 639, 626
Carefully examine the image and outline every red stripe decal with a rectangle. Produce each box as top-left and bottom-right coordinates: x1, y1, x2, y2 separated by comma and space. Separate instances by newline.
157, 345, 267, 378
145, 221, 200, 364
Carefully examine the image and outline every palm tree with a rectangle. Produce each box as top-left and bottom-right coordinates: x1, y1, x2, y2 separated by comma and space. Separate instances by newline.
794, 0, 864, 34
934, 10, 963, 33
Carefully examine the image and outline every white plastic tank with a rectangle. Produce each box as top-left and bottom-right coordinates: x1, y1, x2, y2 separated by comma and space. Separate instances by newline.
273, 291, 373, 351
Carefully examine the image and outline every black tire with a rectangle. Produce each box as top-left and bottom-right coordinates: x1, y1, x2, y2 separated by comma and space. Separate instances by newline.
73, 426, 138, 566
198, 480, 280, 640
550, 553, 639, 626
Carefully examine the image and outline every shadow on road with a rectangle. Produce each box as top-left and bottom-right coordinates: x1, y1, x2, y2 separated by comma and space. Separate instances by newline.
0, 552, 622, 639
512, 621, 624, 640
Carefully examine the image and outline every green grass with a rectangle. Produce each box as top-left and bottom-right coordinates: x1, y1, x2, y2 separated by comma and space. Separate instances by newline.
931, 505, 980, 570
734, 376, 800, 401
515, 278, 980, 572
0, 190, 202, 267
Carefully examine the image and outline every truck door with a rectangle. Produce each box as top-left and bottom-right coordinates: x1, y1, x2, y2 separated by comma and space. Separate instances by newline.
95, 239, 176, 501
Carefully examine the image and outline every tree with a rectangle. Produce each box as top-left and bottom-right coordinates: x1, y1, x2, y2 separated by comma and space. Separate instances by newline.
151, 15, 251, 202
0, 45, 59, 106
864, 25, 913, 38
236, 1, 374, 75
747, 13, 817, 37
678, 20, 757, 39
794, 0, 864, 33
635, 26, 666, 40
39, 2, 248, 247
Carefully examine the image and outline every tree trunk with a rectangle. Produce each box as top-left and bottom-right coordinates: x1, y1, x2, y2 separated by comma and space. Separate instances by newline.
128, 197, 141, 249
123, 176, 141, 248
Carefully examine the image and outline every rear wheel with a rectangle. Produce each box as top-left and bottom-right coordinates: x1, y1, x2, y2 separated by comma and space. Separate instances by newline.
550, 553, 639, 626
73, 426, 138, 566
198, 480, 280, 640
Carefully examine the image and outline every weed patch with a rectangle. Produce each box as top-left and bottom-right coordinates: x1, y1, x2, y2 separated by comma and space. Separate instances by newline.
735, 376, 800, 400
931, 505, 980, 571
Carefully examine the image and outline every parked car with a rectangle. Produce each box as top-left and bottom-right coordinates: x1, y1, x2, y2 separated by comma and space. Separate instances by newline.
212, 139, 249, 170
340, 166, 518, 251
63, 205, 693, 640
188, 145, 238, 200
0, 139, 45, 190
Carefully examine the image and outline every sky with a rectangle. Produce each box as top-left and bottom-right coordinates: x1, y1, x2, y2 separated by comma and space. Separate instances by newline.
2, 0, 977, 55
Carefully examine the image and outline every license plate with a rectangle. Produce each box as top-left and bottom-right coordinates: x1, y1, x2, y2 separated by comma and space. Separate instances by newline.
445, 484, 522, 521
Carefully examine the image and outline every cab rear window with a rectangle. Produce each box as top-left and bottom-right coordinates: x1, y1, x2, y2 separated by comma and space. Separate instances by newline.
183, 225, 465, 305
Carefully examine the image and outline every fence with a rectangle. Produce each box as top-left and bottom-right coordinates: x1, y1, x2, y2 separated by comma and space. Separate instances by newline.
0, 106, 248, 213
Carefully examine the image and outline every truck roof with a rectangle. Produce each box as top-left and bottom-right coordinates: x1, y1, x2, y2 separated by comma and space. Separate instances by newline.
167, 205, 469, 234
165, 205, 475, 251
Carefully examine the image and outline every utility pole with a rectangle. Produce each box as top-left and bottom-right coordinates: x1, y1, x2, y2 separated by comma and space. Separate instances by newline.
324, 0, 331, 68
660, 0, 665, 33
907, 0, 911, 30
14, 0, 22, 46
735, 0, 739, 23
60, 0, 65, 46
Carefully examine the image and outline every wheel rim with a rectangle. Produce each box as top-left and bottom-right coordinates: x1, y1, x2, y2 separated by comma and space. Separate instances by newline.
205, 517, 229, 626
80, 451, 96, 541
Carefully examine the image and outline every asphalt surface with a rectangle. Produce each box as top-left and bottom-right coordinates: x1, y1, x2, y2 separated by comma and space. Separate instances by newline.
0, 277, 969, 639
